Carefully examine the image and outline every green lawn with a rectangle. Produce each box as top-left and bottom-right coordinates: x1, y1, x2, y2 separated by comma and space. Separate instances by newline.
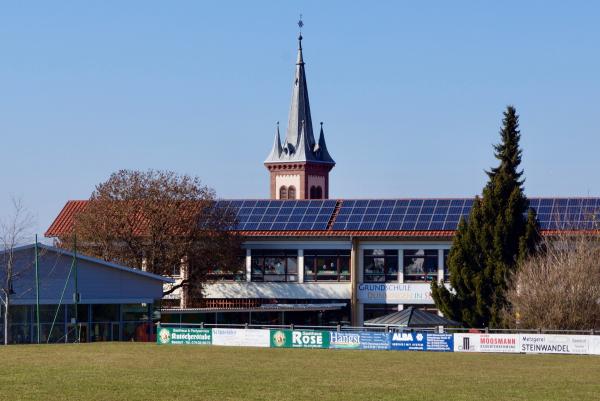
0, 343, 598, 401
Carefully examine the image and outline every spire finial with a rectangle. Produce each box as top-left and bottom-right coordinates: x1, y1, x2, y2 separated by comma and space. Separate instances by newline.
298, 14, 303, 45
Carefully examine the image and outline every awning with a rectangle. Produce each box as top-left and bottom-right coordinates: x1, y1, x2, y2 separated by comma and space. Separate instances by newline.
364, 307, 461, 328
161, 302, 347, 314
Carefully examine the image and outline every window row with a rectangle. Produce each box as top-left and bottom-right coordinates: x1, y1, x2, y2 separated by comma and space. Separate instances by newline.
363, 249, 450, 283
204, 248, 451, 283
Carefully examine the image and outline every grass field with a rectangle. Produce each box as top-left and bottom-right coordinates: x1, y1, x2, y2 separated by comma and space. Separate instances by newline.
0, 343, 598, 401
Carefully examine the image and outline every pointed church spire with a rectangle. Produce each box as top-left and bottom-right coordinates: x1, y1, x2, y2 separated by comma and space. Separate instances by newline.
265, 122, 283, 162
314, 122, 334, 163
264, 21, 334, 166
283, 30, 315, 154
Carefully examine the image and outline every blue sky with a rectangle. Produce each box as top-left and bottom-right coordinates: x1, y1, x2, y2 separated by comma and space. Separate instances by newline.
1, 1, 599, 236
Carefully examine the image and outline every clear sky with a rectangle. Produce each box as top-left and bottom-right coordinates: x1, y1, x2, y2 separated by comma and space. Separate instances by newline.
1, 1, 599, 237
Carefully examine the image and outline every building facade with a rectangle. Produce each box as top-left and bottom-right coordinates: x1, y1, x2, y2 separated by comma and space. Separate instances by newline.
0, 244, 172, 344
45, 31, 600, 328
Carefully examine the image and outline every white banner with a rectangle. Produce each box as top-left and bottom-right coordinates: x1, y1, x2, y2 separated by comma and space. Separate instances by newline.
519, 334, 589, 355
589, 336, 600, 355
453, 334, 519, 353
212, 328, 270, 348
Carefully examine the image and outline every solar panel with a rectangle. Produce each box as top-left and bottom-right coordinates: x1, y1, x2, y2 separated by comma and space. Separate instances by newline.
216, 199, 337, 231
334, 197, 555, 231
217, 198, 600, 232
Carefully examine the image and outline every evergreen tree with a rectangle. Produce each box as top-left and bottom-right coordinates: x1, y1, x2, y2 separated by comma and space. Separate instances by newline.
431, 106, 540, 328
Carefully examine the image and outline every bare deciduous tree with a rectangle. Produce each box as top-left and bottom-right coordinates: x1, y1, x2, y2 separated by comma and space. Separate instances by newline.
504, 234, 600, 330
57, 170, 242, 304
1, 197, 35, 345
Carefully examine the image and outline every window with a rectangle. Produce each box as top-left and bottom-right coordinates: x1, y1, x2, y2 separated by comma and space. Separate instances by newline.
251, 250, 298, 282
309, 186, 323, 199
403, 249, 438, 282
288, 186, 296, 200
363, 249, 398, 282
207, 253, 246, 281
443, 249, 450, 281
304, 249, 350, 281
279, 186, 288, 199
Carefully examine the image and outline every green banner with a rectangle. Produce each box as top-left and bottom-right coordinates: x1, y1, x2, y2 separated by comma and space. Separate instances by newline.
157, 327, 212, 345
270, 329, 330, 348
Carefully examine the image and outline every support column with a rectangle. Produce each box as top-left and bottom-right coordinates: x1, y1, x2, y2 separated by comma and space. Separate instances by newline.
398, 249, 404, 283
437, 249, 445, 285
87, 304, 92, 343
118, 304, 123, 341
298, 249, 304, 283
438, 249, 445, 316
350, 238, 359, 326
147, 303, 152, 340
245, 249, 252, 282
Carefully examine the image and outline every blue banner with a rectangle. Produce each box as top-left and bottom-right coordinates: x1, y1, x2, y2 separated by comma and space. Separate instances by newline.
358, 331, 390, 350
390, 332, 426, 351
329, 331, 391, 350
426, 333, 453, 352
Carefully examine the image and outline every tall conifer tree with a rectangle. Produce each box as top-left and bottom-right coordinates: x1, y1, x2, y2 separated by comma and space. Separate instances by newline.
431, 106, 540, 328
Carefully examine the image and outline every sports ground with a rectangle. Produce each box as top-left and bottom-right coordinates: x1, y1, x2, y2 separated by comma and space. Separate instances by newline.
0, 343, 598, 401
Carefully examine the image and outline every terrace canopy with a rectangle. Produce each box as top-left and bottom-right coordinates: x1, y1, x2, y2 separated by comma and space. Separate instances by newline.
363, 307, 461, 328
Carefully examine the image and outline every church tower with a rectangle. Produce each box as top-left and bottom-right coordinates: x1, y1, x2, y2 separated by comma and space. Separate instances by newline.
264, 29, 335, 200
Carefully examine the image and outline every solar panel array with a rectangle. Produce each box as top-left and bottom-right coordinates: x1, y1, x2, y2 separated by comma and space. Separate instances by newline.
218, 200, 337, 231
217, 198, 600, 232
332, 199, 474, 231
332, 198, 600, 231
529, 198, 600, 230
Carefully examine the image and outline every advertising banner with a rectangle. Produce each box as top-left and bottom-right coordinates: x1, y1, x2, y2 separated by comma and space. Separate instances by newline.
519, 334, 589, 355
358, 331, 391, 350
328, 331, 391, 350
390, 332, 426, 351
212, 328, 270, 347
426, 333, 453, 352
329, 331, 361, 349
156, 327, 212, 345
589, 336, 600, 355
453, 334, 518, 353
270, 330, 330, 349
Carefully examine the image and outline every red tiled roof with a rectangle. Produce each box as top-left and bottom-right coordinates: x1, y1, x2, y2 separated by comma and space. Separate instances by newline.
45, 200, 600, 239
44, 200, 88, 237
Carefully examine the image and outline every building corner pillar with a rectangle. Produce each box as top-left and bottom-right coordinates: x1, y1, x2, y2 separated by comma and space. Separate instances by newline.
298, 249, 304, 283
245, 249, 252, 282
350, 237, 359, 326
